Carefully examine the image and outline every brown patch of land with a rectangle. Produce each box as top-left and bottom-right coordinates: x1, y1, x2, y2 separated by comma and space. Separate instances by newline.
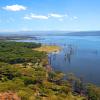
33, 45, 61, 53
0, 92, 20, 100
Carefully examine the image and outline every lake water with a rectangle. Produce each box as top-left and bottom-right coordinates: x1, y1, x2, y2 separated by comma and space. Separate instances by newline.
17, 36, 100, 86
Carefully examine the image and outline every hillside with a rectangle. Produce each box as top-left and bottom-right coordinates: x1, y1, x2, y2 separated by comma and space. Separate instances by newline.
0, 41, 99, 100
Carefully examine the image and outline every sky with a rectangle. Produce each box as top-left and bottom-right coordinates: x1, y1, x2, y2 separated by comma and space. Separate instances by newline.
0, 0, 100, 32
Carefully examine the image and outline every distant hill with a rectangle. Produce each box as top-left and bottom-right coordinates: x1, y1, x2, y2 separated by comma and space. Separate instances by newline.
0, 31, 100, 36
64, 31, 100, 36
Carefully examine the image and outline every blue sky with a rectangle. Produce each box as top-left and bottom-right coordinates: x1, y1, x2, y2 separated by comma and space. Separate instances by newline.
0, 0, 100, 32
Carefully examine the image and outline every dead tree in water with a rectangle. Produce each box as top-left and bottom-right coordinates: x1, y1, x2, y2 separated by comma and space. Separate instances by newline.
64, 44, 74, 63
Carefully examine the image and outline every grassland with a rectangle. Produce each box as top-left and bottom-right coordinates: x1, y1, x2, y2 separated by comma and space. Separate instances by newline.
33, 45, 61, 53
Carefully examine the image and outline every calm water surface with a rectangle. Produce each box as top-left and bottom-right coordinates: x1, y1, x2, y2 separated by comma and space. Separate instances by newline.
17, 36, 100, 85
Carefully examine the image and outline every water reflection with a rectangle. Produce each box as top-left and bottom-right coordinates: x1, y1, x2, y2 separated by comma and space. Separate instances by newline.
61, 44, 75, 65
48, 44, 75, 65
93, 50, 98, 55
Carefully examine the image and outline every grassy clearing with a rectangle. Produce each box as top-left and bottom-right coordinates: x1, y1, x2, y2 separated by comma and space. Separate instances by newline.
33, 45, 61, 53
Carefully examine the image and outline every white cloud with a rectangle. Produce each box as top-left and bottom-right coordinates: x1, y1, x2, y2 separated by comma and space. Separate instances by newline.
24, 13, 48, 20
24, 13, 68, 21
49, 13, 68, 18
24, 16, 32, 20
71, 16, 78, 20
49, 13, 68, 21
2, 4, 27, 11
49, 13, 63, 18
73, 16, 78, 19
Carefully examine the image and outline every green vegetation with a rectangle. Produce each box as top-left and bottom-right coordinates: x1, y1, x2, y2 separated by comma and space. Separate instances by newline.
86, 84, 100, 100
0, 63, 85, 100
0, 41, 47, 64
0, 41, 99, 100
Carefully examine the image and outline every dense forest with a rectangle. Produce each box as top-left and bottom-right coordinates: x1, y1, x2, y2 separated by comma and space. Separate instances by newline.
0, 41, 99, 100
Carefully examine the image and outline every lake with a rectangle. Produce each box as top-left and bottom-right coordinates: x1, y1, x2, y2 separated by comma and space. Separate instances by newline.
16, 36, 100, 86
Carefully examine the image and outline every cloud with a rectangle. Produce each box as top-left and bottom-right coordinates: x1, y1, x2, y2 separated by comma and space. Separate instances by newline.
24, 13, 68, 21
49, 13, 68, 18
49, 13, 63, 18
24, 13, 48, 20
2, 4, 27, 11
73, 16, 78, 19
71, 16, 78, 20
48, 13, 68, 21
